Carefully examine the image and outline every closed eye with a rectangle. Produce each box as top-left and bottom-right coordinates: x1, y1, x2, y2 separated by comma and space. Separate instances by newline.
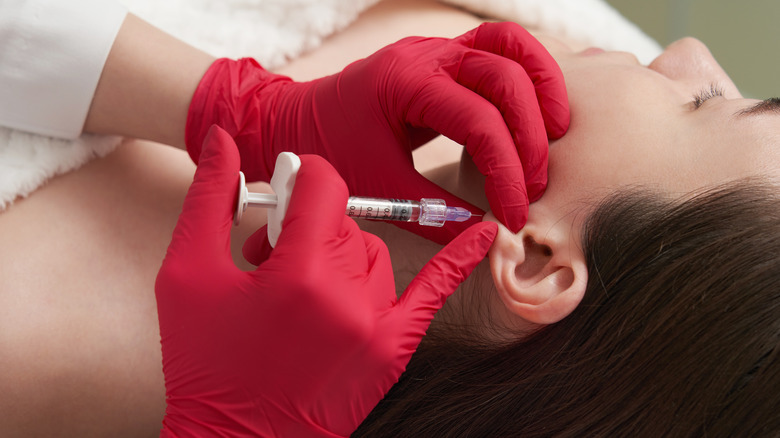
692, 84, 725, 109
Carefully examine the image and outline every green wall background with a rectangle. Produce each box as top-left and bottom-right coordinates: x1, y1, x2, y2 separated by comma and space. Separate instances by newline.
605, 0, 779, 98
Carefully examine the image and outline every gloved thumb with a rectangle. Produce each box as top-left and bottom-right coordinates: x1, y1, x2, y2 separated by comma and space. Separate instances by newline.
242, 155, 353, 266
166, 124, 241, 263
273, 155, 352, 250
399, 221, 497, 328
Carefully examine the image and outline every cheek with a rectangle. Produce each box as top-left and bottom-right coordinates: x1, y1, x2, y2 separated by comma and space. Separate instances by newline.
546, 101, 680, 204
548, 58, 708, 199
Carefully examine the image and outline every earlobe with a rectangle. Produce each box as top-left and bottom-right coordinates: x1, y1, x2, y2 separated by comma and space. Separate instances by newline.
488, 213, 588, 325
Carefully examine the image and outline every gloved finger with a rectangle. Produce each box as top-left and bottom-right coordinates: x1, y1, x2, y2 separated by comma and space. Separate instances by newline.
380, 167, 484, 245
456, 22, 570, 138
406, 76, 531, 233
242, 225, 273, 266
399, 221, 497, 329
165, 124, 241, 265
360, 230, 398, 309
272, 155, 368, 271
454, 49, 549, 202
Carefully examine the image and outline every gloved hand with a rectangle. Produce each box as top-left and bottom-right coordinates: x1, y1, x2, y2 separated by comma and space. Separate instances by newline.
156, 125, 498, 437
185, 21, 568, 244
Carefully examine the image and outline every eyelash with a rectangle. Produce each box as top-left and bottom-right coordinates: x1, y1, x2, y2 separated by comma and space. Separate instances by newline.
692, 84, 725, 109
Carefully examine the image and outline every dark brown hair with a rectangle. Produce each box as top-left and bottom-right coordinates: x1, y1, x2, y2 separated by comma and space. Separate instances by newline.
354, 180, 780, 437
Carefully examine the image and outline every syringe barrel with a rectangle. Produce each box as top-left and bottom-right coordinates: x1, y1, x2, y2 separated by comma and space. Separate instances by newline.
346, 197, 421, 222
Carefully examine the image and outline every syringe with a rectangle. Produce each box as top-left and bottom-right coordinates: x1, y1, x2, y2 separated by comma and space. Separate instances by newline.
234, 172, 473, 227
347, 196, 472, 226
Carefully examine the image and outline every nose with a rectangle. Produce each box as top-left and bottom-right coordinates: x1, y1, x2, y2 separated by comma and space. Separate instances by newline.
648, 38, 740, 97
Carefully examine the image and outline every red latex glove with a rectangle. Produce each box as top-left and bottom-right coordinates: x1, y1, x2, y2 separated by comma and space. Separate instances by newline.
185, 22, 568, 244
156, 125, 498, 437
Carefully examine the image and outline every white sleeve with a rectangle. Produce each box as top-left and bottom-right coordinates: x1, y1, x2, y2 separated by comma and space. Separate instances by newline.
0, 0, 127, 139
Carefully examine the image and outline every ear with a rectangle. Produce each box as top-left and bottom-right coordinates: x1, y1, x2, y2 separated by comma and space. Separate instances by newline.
486, 209, 588, 325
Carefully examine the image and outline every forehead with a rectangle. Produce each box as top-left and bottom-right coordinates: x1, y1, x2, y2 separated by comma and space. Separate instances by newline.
737, 115, 780, 184
678, 126, 777, 199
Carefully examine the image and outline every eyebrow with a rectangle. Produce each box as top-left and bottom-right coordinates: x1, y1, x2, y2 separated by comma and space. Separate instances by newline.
736, 97, 780, 117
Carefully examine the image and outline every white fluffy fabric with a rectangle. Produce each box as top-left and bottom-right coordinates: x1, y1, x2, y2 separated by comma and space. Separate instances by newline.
0, 0, 662, 210
442, 0, 662, 65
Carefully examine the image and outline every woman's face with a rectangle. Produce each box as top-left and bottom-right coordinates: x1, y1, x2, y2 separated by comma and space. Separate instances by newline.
534, 36, 780, 217
459, 37, 780, 331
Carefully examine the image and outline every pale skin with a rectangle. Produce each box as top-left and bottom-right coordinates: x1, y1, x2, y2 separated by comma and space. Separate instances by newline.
1, 0, 778, 435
